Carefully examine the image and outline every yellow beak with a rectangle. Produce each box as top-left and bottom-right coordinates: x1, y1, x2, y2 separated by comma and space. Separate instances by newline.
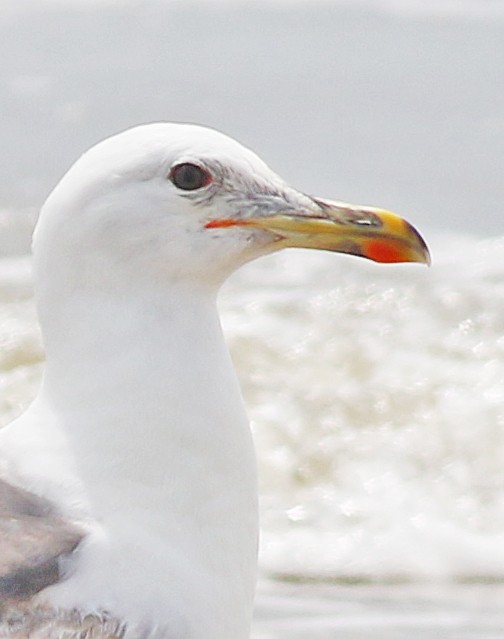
206, 198, 430, 265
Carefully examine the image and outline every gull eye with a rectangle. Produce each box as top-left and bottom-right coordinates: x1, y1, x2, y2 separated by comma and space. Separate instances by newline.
170, 163, 212, 191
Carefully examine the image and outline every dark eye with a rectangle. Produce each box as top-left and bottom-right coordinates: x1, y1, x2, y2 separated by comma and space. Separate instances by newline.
170, 163, 211, 191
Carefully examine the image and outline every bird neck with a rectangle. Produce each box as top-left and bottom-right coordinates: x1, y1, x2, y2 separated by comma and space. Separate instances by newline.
38, 282, 258, 638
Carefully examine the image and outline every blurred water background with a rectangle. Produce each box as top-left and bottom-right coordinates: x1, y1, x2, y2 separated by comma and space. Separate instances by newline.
1, 0, 504, 636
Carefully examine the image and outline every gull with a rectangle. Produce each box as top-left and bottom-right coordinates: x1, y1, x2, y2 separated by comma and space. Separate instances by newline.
0, 123, 429, 638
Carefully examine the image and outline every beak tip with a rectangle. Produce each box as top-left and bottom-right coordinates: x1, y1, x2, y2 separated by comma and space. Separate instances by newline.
362, 215, 431, 266
406, 220, 431, 267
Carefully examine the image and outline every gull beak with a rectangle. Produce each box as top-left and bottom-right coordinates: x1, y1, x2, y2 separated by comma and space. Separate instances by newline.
206, 197, 430, 265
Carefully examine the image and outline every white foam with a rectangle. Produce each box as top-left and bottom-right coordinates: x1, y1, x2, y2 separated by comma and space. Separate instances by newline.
223, 234, 504, 581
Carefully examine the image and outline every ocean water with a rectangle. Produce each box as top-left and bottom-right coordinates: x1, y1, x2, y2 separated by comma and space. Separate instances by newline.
253, 580, 504, 639
1, 0, 504, 636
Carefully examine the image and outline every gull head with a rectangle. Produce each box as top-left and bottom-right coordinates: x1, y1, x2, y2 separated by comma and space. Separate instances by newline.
33, 123, 429, 295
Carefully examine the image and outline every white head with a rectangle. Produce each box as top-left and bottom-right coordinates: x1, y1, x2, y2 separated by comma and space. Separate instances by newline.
33, 122, 429, 306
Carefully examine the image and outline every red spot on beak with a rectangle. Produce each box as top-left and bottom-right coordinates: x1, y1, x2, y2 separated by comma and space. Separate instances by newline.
364, 239, 409, 264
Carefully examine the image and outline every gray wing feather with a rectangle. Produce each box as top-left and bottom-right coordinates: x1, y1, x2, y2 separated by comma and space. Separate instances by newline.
0, 606, 126, 638
0, 481, 126, 637
0, 478, 84, 600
